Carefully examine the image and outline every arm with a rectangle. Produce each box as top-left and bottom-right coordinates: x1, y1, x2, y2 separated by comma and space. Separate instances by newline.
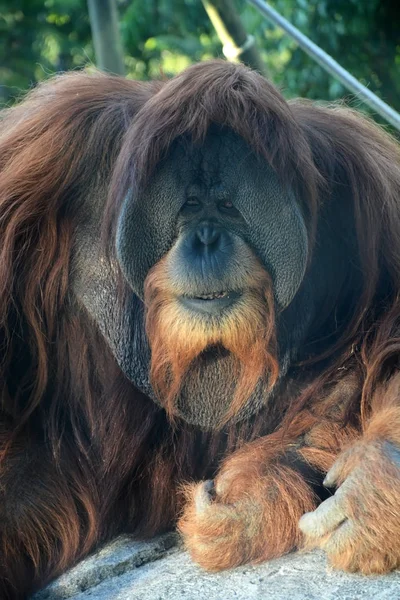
179, 400, 358, 570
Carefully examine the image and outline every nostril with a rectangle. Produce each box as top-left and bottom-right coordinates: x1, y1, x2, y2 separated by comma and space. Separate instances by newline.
196, 225, 220, 246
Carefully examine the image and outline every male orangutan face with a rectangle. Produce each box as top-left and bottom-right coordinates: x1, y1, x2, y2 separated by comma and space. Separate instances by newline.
75, 131, 308, 428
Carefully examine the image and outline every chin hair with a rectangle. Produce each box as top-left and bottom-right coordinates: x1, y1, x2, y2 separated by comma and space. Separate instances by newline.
144, 255, 279, 425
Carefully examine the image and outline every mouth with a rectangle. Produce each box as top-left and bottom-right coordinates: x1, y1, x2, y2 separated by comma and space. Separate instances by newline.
179, 291, 242, 315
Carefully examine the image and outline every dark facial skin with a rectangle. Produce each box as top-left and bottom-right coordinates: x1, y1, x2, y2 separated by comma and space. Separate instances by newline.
116, 132, 309, 308
72, 130, 359, 429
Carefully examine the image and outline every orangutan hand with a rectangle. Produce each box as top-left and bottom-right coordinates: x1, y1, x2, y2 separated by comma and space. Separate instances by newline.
178, 478, 264, 571
178, 449, 315, 571
299, 440, 400, 574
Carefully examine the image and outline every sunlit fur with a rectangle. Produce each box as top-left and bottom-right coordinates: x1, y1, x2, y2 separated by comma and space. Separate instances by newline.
0, 59, 399, 598
144, 252, 278, 425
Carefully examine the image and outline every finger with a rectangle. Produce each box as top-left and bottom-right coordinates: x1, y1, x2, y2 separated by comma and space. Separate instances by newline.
299, 494, 347, 538
194, 480, 215, 513
322, 519, 355, 554
323, 449, 358, 487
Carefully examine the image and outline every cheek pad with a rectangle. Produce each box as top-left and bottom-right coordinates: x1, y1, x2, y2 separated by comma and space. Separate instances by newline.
116, 148, 308, 308
233, 169, 308, 309
116, 172, 183, 298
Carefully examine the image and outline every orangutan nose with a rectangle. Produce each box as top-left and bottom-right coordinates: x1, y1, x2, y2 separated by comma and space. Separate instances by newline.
196, 224, 221, 247
179, 224, 234, 284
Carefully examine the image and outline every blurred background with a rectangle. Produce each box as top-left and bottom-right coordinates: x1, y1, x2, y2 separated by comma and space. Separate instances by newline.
1, 0, 399, 121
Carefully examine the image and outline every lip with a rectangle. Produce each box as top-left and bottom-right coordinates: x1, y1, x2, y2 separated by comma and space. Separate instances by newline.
179, 291, 242, 315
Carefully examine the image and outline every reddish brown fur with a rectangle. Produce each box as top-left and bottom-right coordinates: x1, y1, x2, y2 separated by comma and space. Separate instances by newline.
180, 466, 315, 570
0, 61, 399, 597
300, 372, 400, 574
179, 374, 361, 567
144, 253, 278, 424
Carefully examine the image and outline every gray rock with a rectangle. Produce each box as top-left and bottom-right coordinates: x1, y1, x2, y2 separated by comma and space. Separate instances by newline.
33, 535, 400, 600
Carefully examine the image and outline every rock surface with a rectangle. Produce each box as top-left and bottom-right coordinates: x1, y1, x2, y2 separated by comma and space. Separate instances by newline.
33, 535, 400, 600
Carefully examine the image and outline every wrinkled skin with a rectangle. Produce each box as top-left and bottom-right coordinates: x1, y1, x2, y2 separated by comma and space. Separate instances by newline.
70, 122, 381, 579
73, 130, 355, 428
3, 61, 400, 600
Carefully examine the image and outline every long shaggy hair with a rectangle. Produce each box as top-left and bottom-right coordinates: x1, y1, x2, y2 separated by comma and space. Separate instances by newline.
145, 252, 278, 424
0, 60, 399, 596
107, 60, 400, 427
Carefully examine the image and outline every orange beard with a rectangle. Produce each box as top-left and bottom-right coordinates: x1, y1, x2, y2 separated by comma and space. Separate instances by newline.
144, 255, 279, 426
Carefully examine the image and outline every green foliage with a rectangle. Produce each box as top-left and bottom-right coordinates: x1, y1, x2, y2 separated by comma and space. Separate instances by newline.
119, 0, 220, 78
0, 0, 92, 103
0, 0, 399, 121
245, 0, 400, 114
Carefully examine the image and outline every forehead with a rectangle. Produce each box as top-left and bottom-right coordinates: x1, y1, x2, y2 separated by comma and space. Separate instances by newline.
167, 129, 259, 187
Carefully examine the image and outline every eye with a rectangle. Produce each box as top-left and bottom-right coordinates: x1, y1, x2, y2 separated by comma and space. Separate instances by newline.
185, 198, 200, 206
180, 197, 202, 214
218, 200, 240, 216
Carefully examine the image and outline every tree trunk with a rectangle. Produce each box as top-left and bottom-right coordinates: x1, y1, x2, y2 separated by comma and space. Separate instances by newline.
87, 0, 125, 75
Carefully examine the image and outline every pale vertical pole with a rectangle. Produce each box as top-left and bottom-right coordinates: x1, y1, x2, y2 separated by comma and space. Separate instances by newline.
87, 0, 125, 75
